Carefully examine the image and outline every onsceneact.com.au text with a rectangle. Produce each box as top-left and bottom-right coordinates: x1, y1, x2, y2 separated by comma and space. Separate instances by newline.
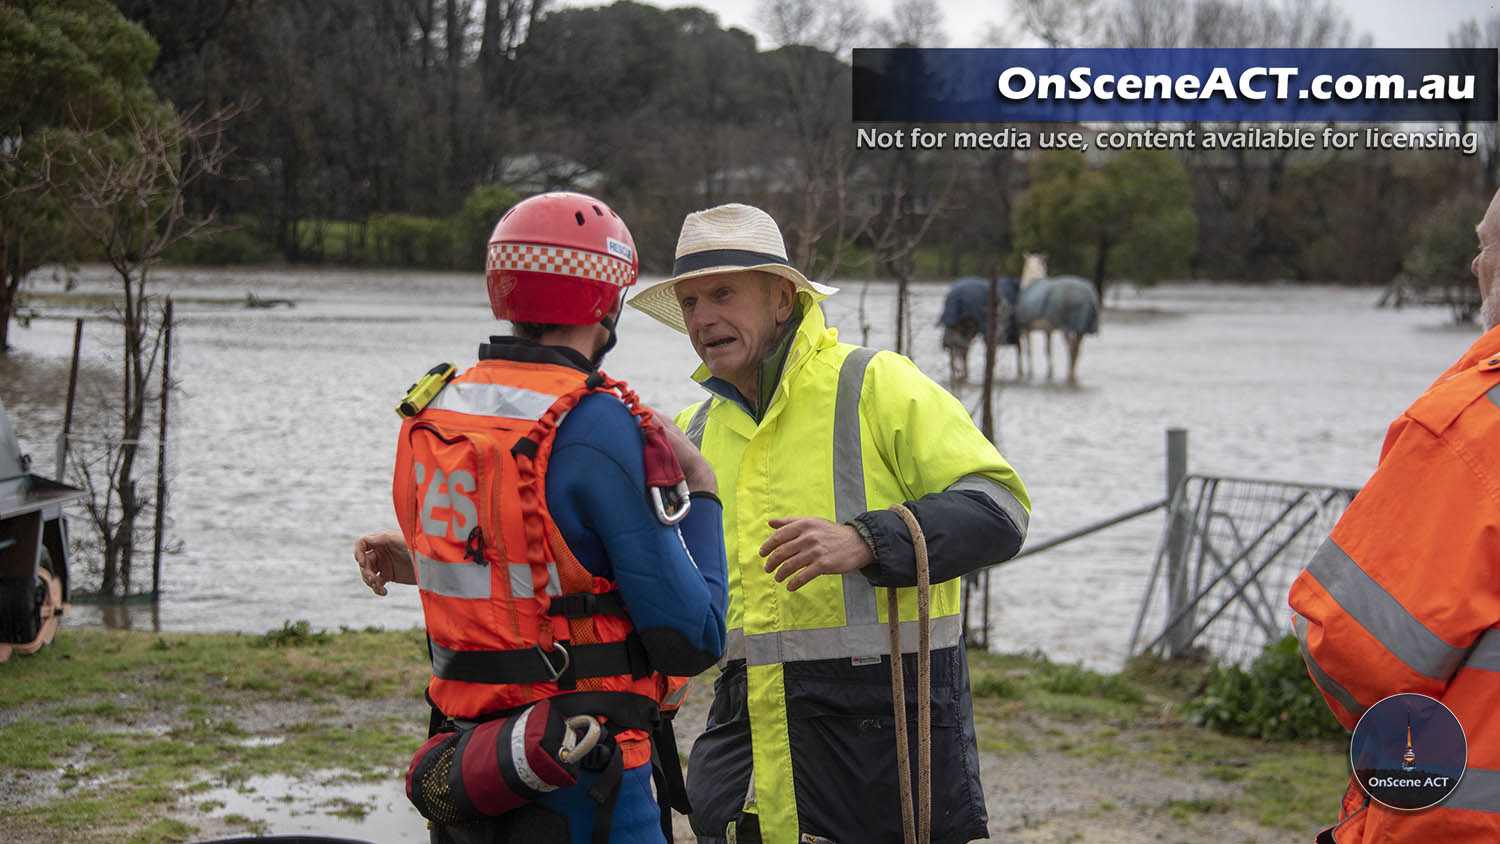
996, 67, 1478, 103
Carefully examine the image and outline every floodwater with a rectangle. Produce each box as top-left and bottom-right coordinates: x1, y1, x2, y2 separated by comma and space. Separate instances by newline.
1, 266, 1481, 672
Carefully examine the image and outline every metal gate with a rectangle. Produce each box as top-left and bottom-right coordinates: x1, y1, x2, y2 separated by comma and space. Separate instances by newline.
1128, 474, 1358, 666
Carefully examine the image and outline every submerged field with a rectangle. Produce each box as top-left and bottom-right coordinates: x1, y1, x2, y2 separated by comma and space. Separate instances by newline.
0, 627, 1347, 843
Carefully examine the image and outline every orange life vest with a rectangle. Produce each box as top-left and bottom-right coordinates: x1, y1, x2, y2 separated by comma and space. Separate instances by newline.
393, 356, 685, 768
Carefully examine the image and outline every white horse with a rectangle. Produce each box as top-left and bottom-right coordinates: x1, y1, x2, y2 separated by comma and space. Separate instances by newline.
1016, 253, 1100, 385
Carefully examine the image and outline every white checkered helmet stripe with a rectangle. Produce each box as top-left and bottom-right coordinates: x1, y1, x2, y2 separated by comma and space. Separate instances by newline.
487, 242, 634, 288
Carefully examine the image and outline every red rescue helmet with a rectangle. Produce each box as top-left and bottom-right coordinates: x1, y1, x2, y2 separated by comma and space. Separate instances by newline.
485, 192, 639, 325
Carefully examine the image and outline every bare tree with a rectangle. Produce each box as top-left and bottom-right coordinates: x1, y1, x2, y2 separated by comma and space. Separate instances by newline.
1105, 0, 1189, 47
758, 0, 867, 53
874, 0, 947, 47
1013, 0, 1103, 47
49, 104, 236, 598
1450, 14, 1500, 193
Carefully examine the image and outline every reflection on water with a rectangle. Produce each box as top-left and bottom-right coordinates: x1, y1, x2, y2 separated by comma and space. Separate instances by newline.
184, 770, 426, 842
2, 266, 1482, 668
66, 594, 163, 632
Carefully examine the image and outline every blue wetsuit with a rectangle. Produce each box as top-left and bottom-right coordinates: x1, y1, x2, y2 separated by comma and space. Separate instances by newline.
481, 338, 728, 844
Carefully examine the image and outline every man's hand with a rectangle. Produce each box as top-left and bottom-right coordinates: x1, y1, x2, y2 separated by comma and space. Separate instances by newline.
355, 530, 416, 596
646, 406, 717, 495
760, 517, 873, 592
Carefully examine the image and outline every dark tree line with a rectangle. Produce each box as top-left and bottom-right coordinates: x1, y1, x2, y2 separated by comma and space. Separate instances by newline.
95, 0, 1500, 288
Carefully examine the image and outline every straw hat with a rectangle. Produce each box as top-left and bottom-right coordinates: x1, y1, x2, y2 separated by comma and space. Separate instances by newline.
628, 203, 838, 333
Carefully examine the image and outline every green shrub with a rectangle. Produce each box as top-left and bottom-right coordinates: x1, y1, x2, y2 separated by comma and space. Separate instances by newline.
1186, 635, 1346, 741
366, 212, 452, 268
450, 183, 522, 271
164, 226, 280, 265
256, 620, 330, 648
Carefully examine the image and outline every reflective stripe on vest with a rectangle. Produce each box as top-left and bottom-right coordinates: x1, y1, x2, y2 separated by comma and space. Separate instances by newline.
685, 400, 711, 449
720, 613, 963, 665
835, 347, 880, 628
1293, 612, 1366, 719
1447, 767, 1500, 814
1465, 628, 1500, 673
1305, 538, 1466, 683
427, 381, 562, 420
949, 473, 1030, 537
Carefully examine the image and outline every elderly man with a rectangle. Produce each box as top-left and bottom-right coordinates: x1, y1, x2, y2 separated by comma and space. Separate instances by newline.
628, 203, 1030, 844
1288, 188, 1500, 843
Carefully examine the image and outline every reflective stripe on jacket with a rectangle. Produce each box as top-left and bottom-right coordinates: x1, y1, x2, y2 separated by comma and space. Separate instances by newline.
1289, 324, 1500, 842
394, 357, 665, 768
678, 300, 1029, 844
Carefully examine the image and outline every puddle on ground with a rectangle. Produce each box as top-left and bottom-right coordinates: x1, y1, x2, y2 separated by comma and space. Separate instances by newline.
186, 770, 430, 842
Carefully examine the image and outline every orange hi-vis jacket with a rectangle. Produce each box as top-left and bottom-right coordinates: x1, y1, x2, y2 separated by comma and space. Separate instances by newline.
394, 357, 678, 768
1290, 324, 1500, 842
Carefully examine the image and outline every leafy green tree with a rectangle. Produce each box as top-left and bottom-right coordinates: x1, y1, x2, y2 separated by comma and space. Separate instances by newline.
0, 0, 159, 351
450, 183, 521, 271
1014, 148, 1197, 297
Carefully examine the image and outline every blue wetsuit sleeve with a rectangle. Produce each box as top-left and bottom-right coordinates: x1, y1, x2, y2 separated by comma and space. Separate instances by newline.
547, 394, 728, 676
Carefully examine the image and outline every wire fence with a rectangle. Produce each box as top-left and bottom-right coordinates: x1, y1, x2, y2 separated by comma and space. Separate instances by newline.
1128, 474, 1358, 667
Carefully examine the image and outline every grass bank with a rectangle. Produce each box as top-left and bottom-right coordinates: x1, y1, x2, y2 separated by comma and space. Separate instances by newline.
0, 627, 1348, 842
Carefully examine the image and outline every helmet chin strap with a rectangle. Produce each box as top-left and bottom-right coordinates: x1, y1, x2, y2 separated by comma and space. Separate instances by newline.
590, 309, 621, 368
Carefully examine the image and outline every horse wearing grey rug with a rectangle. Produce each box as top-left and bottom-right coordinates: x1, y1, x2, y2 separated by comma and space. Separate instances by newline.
938, 276, 1018, 382
1016, 254, 1100, 385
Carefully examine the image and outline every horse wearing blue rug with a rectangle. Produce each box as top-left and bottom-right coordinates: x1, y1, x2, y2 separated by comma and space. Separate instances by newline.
1016, 253, 1100, 385
938, 275, 1018, 382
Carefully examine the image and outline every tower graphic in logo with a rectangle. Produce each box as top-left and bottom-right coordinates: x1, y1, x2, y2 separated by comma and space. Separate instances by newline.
1401, 704, 1417, 773
1351, 693, 1466, 811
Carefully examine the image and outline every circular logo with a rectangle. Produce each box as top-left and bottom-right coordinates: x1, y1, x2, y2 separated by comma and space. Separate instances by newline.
1350, 693, 1467, 811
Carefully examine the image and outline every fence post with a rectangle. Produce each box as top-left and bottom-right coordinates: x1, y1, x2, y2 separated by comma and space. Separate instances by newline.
1165, 428, 1190, 656
151, 299, 173, 601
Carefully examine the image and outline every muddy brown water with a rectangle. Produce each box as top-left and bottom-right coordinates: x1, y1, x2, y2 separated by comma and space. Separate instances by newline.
0, 266, 1480, 672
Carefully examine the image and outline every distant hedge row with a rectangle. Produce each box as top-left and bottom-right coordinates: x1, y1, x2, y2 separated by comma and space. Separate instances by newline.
168, 183, 521, 270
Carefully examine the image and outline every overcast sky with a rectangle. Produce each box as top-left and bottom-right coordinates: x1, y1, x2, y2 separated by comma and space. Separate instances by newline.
556, 0, 1490, 49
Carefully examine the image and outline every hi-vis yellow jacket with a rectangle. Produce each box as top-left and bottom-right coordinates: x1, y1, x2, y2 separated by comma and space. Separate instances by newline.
676, 301, 1030, 844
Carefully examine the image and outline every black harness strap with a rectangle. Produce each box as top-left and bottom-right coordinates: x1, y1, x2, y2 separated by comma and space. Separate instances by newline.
588, 742, 626, 844
432, 639, 648, 685
650, 715, 693, 838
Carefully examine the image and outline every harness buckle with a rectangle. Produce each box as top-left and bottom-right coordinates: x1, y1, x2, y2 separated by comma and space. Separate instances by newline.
650, 480, 691, 525
533, 642, 571, 683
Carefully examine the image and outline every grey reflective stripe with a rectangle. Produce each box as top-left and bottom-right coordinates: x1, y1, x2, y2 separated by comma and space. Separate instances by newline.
685, 400, 711, 448
1463, 628, 1500, 673
416, 551, 491, 599
734, 614, 963, 666
509, 705, 559, 793
720, 628, 745, 665
508, 562, 562, 599
662, 680, 692, 708
1488, 384, 1500, 410
836, 347, 880, 627
427, 381, 558, 420
1306, 538, 1465, 683
947, 473, 1030, 539
1446, 767, 1500, 814
1293, 612, 1365, 718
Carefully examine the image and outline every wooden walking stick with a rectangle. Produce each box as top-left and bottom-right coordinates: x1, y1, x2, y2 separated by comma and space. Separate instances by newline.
887, 503, 931, 844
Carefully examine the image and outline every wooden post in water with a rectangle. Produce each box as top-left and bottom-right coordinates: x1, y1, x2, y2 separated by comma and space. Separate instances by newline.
56, 318, 84, 478
151, 299, 173, 601
979, 271, 1000, 441
967, 269, 1003, 648
1164, 428, 1190, 656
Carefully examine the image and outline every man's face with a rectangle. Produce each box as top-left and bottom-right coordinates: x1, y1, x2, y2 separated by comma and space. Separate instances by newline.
1474, 189, 1500, 330
674, 271, 795, 391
